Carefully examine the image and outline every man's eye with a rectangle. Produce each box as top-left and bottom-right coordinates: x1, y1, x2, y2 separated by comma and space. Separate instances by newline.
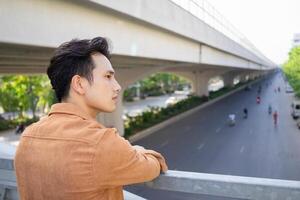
105, 75, 112, 79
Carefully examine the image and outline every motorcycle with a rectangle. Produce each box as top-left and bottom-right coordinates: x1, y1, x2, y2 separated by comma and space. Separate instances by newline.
268, 105, 272, 115
228, 114, 236, 126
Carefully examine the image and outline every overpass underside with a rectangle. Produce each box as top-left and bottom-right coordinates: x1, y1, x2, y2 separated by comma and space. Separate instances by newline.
0, 0, 275, 135
0, 40, 265, 135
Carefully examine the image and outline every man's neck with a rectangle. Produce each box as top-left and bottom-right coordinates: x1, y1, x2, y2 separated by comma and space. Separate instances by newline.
62, 98, 98, 121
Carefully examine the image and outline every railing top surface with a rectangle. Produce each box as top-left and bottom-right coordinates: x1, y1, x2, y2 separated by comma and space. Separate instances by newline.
156, 170, 300, 188
0, 142, 16, 157
1, 153, 300, 187
0, 158, 14, 170
144, 170, 300, 200
0, 143, 15, 170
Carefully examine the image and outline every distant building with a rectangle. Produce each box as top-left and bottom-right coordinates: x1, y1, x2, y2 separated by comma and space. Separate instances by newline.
293, 33, 300, 47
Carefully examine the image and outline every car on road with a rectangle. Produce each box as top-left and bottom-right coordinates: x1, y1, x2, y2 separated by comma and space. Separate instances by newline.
291, 101, 300, 119
227, 114, 236, 126
165, 96, 179, 106
285, 85, 294, 93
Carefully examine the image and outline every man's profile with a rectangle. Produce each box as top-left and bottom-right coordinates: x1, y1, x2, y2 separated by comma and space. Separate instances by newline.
14, 37, 168, 200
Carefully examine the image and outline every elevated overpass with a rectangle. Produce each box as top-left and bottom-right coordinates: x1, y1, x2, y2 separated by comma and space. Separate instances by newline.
0, 0, 277, 135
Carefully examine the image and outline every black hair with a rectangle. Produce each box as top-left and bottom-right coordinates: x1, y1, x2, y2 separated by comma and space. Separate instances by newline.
47, 37, 110, 102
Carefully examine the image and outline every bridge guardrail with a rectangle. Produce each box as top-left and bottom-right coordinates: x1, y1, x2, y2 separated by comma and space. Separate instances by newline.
142, 170, 300, 199
1, 156, 300, 199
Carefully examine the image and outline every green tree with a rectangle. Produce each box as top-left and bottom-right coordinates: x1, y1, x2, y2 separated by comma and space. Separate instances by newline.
0, 75, 53, 118
0, 76, 20, 118
283, 46, 300, 97
139, 73, 189, 96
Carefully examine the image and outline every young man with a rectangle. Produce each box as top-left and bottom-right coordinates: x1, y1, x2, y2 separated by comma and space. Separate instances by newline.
14, 37, 168, 200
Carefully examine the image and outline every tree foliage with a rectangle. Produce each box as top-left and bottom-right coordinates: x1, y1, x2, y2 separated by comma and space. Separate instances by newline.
0, 75, 55, 118
283, 46, 300, 97
125, 73, 190, 98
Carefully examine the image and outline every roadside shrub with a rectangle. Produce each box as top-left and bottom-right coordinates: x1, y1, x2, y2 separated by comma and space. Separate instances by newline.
124, 82, 250, 138
0, 116, 39, 132
124, 95, 205, 138
0, 116, 10, 131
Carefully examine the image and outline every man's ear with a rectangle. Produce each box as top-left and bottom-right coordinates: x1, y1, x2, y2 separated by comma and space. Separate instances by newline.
70, 75, 88, 95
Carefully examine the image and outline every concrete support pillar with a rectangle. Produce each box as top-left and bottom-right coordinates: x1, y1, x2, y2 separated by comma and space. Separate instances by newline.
248, 73, 255, 80
250, 72, 259, 80
239, 73, 249, 83
193, 72, 210, 97
173, 70, 221, 97
222, 73, 235, 88
136, 83, 141, 99
257, 72, 263, 78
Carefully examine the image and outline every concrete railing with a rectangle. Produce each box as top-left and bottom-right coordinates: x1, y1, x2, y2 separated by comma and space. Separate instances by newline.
1, 155, 300, 200
143, 170, 300, 199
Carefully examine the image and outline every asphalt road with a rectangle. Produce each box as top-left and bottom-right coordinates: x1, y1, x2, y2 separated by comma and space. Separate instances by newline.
126, 73, 300, 199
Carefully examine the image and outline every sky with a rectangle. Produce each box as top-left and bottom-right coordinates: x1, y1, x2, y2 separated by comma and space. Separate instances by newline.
207, 0, 300, 65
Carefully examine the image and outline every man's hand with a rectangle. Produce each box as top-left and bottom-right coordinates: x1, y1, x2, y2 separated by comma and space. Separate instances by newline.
133, 145, 168, 173
144, 150, 168, 173
133, 145, 145, 151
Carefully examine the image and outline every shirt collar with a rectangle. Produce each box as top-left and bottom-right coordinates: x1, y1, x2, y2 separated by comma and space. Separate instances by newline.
48, 103, 93, 120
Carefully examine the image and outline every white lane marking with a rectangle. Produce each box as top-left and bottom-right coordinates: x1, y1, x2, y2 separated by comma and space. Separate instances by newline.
197, 143, 205, 150
216, 127, 221, 133
240, 146, 245, 153
160, 140, 169, 147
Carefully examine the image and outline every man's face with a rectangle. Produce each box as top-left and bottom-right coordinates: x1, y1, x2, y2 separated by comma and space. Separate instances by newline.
84, 53, 121, 113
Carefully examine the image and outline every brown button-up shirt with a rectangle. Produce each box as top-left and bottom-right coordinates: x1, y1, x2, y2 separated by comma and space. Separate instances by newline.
14, 103, 167, 200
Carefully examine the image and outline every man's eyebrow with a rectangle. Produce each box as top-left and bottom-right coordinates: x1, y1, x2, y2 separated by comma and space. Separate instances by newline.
106, 70, 115, 75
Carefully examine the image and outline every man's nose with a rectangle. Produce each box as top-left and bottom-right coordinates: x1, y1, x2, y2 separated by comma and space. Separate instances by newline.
115, 80, 122, 93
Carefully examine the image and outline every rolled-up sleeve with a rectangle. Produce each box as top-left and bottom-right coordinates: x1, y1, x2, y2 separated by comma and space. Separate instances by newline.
93, 128, 165, 187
